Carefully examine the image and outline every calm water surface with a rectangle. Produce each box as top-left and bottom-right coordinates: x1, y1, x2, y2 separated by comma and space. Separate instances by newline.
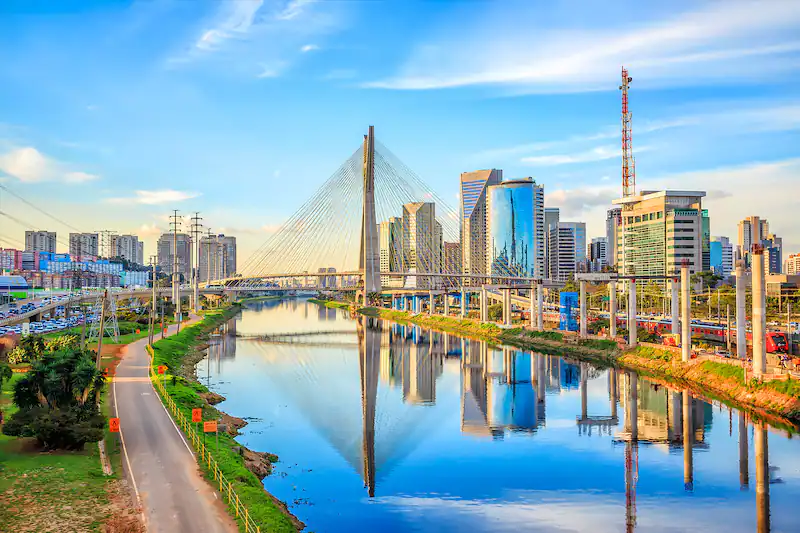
196, 298, 800, 532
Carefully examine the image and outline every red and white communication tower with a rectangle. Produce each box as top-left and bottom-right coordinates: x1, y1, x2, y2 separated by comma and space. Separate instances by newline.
620, 67, 635, 198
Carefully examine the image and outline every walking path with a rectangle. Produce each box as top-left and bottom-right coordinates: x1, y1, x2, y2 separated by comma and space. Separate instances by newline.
113, 319, 237, 533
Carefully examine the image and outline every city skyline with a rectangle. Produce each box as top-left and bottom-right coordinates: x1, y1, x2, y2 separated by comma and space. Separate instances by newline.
0, 1, 798, 263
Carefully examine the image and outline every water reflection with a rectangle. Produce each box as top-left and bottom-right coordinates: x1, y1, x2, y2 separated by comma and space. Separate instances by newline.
196, 301, 795, 532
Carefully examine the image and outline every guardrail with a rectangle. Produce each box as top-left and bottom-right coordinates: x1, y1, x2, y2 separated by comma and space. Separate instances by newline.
147, 345, 262, 533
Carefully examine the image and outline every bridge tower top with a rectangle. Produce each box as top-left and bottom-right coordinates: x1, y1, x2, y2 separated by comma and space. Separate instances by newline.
360, 125, 381, 301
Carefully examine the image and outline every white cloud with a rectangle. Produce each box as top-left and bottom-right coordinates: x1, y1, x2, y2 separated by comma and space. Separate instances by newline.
107, 190, 201, 205
193, 0, 264, 51
0, 146, 99, 184
300, 43, 319, 53
522, 145, 652, 166
276, 0, 316, 21
256, 65, 283, 78
63, 171, 99, 183
547, 187, 618, 218
137, 223, 165, 238
367, 0, 800, 92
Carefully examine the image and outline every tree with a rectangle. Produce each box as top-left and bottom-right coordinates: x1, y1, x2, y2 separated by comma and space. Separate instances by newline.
2, 349, 106, 450
691, 270, 723, 290
7, 334, 47, 364
488, 303, 503, 321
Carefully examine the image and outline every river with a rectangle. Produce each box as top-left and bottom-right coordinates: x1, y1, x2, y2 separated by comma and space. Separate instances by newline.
196, 298, 800, 532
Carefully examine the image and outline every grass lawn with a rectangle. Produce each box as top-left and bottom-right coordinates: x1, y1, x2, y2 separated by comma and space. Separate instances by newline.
0, 336, 142, 532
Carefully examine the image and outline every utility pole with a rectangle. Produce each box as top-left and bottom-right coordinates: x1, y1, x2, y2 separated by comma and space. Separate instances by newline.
170, 210, 181, 328
206, 228, 214, 284
788, 302, 793, 356
95, 290, 107, 369
149, 255, 157, 346
190, 212, 203, 314
727, 304, 731, 353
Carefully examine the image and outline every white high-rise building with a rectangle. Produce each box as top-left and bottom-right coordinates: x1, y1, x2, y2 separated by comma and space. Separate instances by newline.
548, 222, 586, 281
606, 208, 622, 268
111, 234, 144, 265
69, 233, 99, 258
403, 202, 440, 289
199, 234, 237, 282
157, 232, 193, 282
460, 169, 502, 284
544, 207, 560, 279
589, 237, 608, 272
25, 231, 57, 254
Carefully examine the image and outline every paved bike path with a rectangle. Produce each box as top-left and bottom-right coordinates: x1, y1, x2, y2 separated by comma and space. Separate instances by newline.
113, 321, 237, 533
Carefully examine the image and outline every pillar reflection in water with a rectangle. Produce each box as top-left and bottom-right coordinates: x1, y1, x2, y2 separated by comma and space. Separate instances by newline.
357, 316, 380, 497
755, 422, 770, 533
739, 412, 749, 489
683, 390, 694, 492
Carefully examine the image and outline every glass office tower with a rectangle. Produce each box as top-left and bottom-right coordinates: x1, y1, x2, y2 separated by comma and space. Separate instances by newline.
487, 179, 536, 277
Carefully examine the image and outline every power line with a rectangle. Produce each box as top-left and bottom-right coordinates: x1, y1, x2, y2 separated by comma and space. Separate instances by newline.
0, 183, 83, 232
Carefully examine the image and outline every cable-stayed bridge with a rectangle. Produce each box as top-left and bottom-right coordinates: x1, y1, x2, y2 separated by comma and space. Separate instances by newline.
204, 127, 559, 301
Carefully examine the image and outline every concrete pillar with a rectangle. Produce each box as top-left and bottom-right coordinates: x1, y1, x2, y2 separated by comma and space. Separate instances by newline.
502, 289, 511, 326
681, 263, 692, 362
429, 290, 435, 314
609, 369, 618, 419
736, 261, 748, 360
530, 288, 536, 329
683, 391, 694, 491
609, 281, 617, 338
537, 285, 544, 331
755, 422, 770, 533
444, 293, 450, 316
580, 363, 588, 420
629, 373, 638, 441
480, 286, 488, 322
579, 280, 587, 338
671, 278, 680, 335
628, 280, 637, 348
739, 412, 749, 488
752, 252, 767, 378
460, 289, 467, 318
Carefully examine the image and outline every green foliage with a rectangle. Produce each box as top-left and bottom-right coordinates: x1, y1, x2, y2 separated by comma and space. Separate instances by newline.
527, 330, 564, 341
8, 334, 47, 364
630, 345, 675, 362
45, 334, 79, 353
691, 270, 723, 290
638, 330, 661, 343
578, 338, 618, 351
701, 361, 744, 381
2, 349, 106, 450
488, 303, 503, 321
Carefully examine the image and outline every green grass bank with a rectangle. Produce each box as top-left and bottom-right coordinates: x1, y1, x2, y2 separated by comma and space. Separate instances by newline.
149, 304, 302, 533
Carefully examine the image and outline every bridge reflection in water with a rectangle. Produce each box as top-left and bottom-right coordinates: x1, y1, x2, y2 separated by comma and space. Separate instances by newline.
223, 312, 776, 532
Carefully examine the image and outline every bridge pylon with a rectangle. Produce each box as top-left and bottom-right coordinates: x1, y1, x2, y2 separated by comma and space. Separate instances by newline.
359, 125, 381, 305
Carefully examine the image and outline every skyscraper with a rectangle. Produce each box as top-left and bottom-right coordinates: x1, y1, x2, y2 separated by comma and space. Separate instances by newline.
157, 232, 193, 282
25, 231, 57, 254
486, 179, 541, 277
403, 202, 440, 289
762, 233, 782, 274
111, 234, 144, 265
548, 223, 579, 282
589, 237, 608, 272
443, 242, 461, 287
544, 207, 560, 279
738, 216, 769, 266
710, 236, 734, 277
379, 217, 403, 287
199, 234, 237, 282
68, 233, 99, 258
460, 169, 502, 284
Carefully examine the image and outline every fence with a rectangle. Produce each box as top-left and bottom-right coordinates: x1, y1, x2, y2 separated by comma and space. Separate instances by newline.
147, 345, 262, 533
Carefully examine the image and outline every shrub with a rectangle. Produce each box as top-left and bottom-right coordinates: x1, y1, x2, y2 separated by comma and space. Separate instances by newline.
488, 304, 503, 321
2, 348, 106, 450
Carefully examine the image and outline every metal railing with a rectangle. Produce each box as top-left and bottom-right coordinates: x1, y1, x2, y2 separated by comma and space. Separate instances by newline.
147, 345, 261, 533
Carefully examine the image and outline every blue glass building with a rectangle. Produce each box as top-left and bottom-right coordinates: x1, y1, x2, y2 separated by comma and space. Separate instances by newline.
487, 179, 538, 277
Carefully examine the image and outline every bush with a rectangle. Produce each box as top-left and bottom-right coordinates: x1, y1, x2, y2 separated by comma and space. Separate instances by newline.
46, 334, 79, 352
2, 405, 105, 450
2, 348, 106, 450
488, 304, 503, 321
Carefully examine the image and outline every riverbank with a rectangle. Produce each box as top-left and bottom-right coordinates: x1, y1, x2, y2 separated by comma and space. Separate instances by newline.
308, 297, 352, 310
149, 303, 303, 533
369, 307, 800, 427
239, 295, 283, 304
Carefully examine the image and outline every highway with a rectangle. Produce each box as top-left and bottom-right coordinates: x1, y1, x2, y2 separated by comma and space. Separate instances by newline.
113, 321, 237, 533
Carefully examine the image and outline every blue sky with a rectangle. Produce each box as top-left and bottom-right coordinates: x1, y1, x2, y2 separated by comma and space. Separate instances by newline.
0, 0, 798, 263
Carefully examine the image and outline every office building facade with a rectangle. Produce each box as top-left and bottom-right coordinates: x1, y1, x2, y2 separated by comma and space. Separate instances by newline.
738, 216, 769, 266
786, 253, 800, 276
460, 169, 502, 283
379, 217, 403, 287
606, 208, 622, 268
710, 236, 734, 278
548, 222, 586, 282
25, 231, 57, 254
544, 207, 560, 279
589, 237, 608, 272
613, 191, 706, 278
